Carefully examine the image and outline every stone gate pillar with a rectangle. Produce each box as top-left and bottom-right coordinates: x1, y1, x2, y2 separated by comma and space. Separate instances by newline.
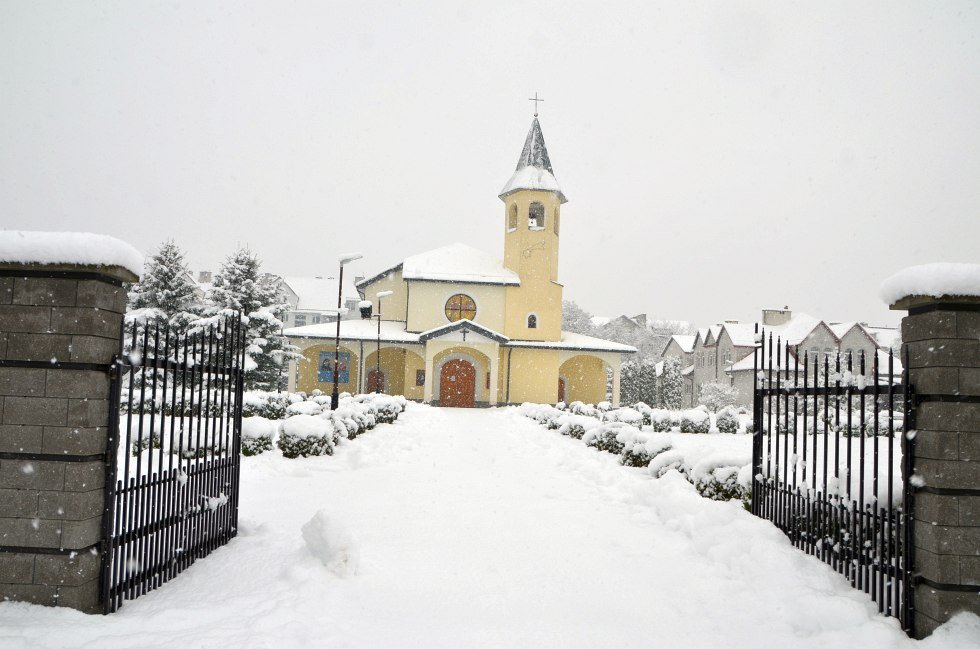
886, 265, 980, 638
0, 233, 140, 613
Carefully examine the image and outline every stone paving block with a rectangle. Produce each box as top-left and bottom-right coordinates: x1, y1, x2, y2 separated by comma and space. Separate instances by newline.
0, 553, 34, 584
957, 311, 980, 339
0, 277, 12, 305
960, 432, 980, 462
0, 424, 43, 454
915, 458, 980, 490
76, 280, 127, 313
56, 578, 100, 612
914, 546, 960, 584
959, 495, 980, 527
0, 488, 38, 517
50, 307, 120, 338
66, 398, 109, 428
0, 305, 51, 333
69, 334, 119, 364
3, 333, 73, 363
913, 429, 958, 461
34, 550, 100, 587
38, 490, 103, 521
902, 312, 957, 343
63, 461, 104, 491
909, 366, 959, 396
0, 516, 62, 547
41, 425, 107, 456
45, 370, 110, 399
0, 459, 65, 490
12, 278, 77, 307
915, 492, 959, 526
0, 367, 46, 397
915, 524, 980, 556
60, 516, 102, 549
906, 339, 979, 370
2, 396, 68, 427
0, 582, 57, 606
0, 332, 7, 358
917, 402, 980, 433
914, 588, 980, 626
959, 368, 980, 397
961, 556, 980, 587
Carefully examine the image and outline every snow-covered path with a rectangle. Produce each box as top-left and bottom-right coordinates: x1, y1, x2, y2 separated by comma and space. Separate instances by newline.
1, 405, 975, 648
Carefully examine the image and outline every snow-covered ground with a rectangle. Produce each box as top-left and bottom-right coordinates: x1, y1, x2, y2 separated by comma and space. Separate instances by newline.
2, 404, 977, 648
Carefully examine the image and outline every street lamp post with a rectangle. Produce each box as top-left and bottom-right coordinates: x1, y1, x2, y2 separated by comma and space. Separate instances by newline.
331, 252, 363, 410
374, 290, 393, 393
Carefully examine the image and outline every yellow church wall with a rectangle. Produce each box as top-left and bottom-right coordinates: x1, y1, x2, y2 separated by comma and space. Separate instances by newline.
297, 343, 360, 395
405, 281, 507, 333
359, 268, 409, 322
559, 355, 607, 404
503, 347, 561, 404
401, 349, 425, 400
503, 281, 562, 341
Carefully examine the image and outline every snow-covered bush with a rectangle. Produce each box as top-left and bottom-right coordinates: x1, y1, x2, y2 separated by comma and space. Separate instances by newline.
647, 449, 689, 479
355, 393, 406, 424
691, 457, 753, 508
567, 401, 599, 418
633, 401, 653, 426
582, 421, 634, 455
716, 406, 740, 434
287, 400, 326, 416
679, 407, 710, 434
242, 416, 278, 456
278, 415, 337, 458
649, 408, 674, 432
620, 432, 673, 468
603, 406, 645, 427
243, 391, 293, 419
555, 413, 600, 440
697, 380, 739, 412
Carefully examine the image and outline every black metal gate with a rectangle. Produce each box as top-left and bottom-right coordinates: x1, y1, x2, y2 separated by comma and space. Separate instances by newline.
101, 315, 246, 613
751, 329, 913, 632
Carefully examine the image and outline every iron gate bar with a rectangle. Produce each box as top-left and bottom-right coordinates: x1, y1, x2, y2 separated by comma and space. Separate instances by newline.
100, 313, 245, 613
750, 328, 913, 634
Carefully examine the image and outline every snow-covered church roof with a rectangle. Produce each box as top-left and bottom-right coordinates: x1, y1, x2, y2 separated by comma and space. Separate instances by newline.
499, 118, 567, 204
402, 243, 520, 285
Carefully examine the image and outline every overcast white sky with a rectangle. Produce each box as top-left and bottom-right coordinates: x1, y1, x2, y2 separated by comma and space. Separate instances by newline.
2, 1, 978, 328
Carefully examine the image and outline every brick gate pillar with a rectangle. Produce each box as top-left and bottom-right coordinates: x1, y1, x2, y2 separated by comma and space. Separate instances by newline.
0, 235, 140, 613
887, 269, 980, 637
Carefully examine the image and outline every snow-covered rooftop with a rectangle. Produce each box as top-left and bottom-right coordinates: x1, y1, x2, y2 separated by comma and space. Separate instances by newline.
0, 230, 143, 276
669, 334, 696, 353
281, 275, 360, 312
880, 262, 980, 304
285, 318, 635, 353
498, 117, 567, 203
402, 243, 520, 285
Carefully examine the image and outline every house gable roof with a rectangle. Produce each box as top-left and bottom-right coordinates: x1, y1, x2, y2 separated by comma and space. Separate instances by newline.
418, 319, 510, 344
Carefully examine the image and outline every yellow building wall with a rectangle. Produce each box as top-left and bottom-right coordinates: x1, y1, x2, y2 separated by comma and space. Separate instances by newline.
405, 281, 507, 333
501, 189, 564, 341
503, 347, 561, 404
359, 268, 409, 323
297, 343, 360, 394
559, 355, 607, 404
402, 350, 425, 400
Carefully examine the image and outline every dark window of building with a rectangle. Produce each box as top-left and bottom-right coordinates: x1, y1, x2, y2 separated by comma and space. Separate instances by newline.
294, 314, 307, 326
529, 202, 544, 228
554, 208, 560, 234
527, 314, 537, 329
416, 369, 425, 387
509, 204, 518, 230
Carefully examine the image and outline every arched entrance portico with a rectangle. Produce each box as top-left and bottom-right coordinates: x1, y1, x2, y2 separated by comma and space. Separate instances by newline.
439, 358, 476, 407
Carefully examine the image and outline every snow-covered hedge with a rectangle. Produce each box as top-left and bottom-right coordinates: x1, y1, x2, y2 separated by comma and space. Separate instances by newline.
519, 402, 752, 508
276, 394, 407, 458
715, 406, 740, 434
242, 416, 278, 456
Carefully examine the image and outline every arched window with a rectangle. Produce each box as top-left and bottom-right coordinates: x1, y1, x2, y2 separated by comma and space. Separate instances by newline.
444, 294, 477, 322
529, 202, 544, 228
527, 314, 537, 329
508, 204, 518, 230
553, 208, 560, 234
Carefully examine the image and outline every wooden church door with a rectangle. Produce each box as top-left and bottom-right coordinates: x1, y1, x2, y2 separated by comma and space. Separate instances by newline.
440, 359, 476, 408
367, 369, 384, 394
558, 377, 566, 403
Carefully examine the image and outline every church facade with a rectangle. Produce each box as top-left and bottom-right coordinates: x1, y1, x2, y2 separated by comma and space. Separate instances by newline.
284, 117, 635, 407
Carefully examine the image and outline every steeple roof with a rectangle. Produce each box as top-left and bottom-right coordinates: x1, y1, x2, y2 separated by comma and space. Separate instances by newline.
499, 117, 567, 203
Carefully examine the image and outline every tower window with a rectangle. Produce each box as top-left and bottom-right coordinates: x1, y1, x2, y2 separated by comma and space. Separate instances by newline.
445, 294, 477, 322
508, 204, 518, 231
527, 314, 538, 329
554, 208, 560, 234
529, 202, 544, 229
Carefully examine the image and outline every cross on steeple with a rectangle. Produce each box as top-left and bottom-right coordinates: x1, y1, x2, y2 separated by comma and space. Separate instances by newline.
529, 92, 544, 117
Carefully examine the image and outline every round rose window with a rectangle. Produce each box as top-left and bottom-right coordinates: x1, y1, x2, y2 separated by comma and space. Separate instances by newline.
445, 294, 477, 322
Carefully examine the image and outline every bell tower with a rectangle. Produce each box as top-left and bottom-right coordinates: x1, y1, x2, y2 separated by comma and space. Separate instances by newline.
499, 116, 566, 341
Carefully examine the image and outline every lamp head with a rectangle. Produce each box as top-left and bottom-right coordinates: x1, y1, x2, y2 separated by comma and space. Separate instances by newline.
338, 252, 363, 265
376, 290, 394, 299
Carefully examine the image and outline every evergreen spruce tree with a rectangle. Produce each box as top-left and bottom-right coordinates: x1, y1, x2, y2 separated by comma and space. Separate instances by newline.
561, 300, 596, 336
128, 240, 200, 327
659, 356, 684, 410
620, 358, 659, 407
207, 248, 297, 391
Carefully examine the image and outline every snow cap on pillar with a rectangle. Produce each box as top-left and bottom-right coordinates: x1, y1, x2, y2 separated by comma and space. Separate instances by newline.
499, 117, 567, 204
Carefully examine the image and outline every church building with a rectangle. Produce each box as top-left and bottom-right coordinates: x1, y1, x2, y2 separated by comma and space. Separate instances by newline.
284, 117, 635, 407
